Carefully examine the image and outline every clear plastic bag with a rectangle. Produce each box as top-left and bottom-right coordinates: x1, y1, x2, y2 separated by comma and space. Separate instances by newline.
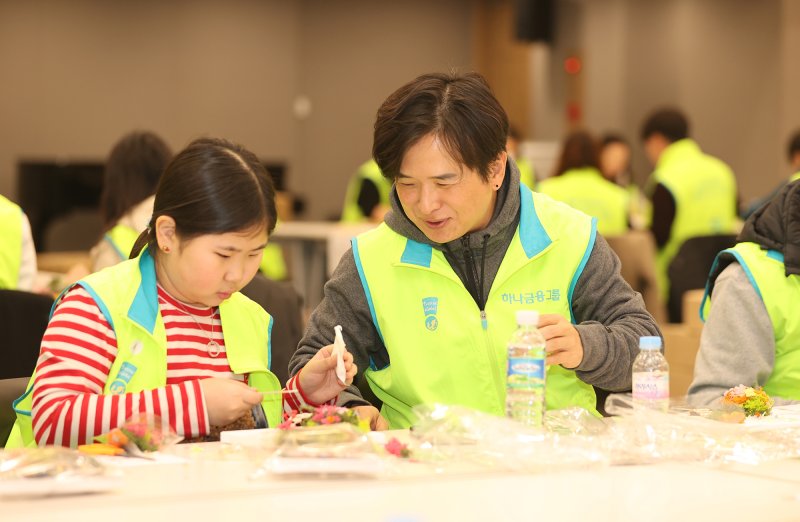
0, 447, 119, 497
83, 413, 182, 457
259, 423, 386, 477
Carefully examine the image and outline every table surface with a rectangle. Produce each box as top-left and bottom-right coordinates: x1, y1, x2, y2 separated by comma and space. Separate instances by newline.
4, 439, 800, 522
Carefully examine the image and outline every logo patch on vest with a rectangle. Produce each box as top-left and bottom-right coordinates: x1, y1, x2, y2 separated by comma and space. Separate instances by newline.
422, 297, 438, 331
109, 361, 138, 395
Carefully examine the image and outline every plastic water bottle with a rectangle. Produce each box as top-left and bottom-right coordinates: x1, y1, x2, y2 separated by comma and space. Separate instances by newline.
506, 310, 547, 427
632, 336, 669, 412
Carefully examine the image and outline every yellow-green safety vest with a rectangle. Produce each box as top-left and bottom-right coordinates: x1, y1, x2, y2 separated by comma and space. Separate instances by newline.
341, 160, 392, 223
701, 242, 800, 400
650, 139, 738, 298
0, 196, 23, 289
537, 167, 630, 236
7, 247, 281, 448
353, 184, 599, 429
105, 224, 142, 261
516, 157, 536, 191
259, 242, 287, 281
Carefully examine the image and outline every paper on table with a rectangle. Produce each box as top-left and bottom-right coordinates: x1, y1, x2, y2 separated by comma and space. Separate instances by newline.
333, 324, 347, 384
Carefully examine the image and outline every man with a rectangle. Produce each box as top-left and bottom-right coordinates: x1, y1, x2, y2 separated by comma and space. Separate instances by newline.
291, 72, 660, 429
689, 180, 800, 406
641, 108, 738, 299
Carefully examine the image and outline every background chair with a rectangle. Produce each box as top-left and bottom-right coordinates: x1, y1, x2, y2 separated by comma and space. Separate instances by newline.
666, 234, 737, 323
605, 230, 667, 325
240, 273, 304, 386
0, 289, 54, 445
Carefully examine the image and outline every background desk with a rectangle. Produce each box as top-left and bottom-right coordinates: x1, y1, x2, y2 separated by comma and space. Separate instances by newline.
271, 221, 375, 309
5, 442, 800, 522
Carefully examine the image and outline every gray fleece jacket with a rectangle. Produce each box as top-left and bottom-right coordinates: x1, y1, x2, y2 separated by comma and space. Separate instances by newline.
289, 161, 661, 407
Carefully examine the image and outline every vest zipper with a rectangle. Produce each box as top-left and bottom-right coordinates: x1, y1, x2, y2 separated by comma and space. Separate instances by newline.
480, 309, 505, 412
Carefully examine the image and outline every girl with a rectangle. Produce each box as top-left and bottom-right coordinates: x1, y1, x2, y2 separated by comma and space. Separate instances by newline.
8, 137, 355, 448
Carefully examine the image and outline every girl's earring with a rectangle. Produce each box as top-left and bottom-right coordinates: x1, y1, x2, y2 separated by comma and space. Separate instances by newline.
162, 246, 170, 253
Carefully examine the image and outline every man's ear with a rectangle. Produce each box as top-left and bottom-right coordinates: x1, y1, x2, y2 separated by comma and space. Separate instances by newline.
155, 215, 178, 252
490, 151, 508, 189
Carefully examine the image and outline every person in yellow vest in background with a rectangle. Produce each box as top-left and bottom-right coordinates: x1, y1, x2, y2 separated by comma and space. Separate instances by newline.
289, 71, 661, 430
0, 194, 37, 291
538, 130, 630, 236
341, 159, 393, 223
90, 131, 173, 272
688, 180, 800, 406
741, 129, 800, 219
506, 125, 535, 190
599, 133, 651, 230
7, 137, 356, 448
640, 108, 739, 300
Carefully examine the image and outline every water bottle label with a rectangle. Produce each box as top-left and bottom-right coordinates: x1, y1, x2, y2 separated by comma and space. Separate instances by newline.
632, 371, 669, 400
507, 357, 545, 389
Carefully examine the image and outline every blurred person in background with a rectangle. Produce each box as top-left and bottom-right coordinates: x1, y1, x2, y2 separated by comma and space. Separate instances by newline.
340, 159, 392, 223
640, 108, 739, 299
506, 125, 535, 190
0, 194, 37, 290
600, 133, 650, 230
537, 129, 630, 236
91, 130, 172, 272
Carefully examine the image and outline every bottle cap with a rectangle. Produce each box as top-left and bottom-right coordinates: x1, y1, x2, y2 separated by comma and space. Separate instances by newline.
515, 310, 539, 326
639, 336, 662, 350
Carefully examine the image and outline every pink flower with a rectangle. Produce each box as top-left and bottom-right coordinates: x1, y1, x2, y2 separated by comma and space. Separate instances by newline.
320, 415, 341, 425
384, 437, 410, 458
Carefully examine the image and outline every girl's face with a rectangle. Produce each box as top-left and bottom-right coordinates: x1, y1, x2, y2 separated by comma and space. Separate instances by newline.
156, 220, 268, 307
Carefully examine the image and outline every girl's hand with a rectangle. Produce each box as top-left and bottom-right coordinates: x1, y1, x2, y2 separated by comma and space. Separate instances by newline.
200, 378, 263, 426
298, 345, 357, 404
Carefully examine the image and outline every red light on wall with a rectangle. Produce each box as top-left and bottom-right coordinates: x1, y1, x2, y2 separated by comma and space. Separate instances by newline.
564, 56, 582, 75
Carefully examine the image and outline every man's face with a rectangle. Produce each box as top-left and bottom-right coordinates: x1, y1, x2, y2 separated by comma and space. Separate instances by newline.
395, 133, 506, 244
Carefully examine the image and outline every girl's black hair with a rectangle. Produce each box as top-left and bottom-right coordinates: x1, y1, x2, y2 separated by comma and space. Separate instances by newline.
130, 137, 277, 257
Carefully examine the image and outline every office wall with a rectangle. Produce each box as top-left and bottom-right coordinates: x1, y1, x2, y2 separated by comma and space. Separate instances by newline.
296, 0, 474, 220
581, 0, 782, 200
0, 0, 473, 221
0, 0, 300, 199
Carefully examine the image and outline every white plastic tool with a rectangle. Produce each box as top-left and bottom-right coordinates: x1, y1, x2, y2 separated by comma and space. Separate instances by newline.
333, 325, 347, 384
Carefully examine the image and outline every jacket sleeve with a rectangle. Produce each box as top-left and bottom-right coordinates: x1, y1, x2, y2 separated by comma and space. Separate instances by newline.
571, 234, 663, 391
687, 263, 784, 407
288, 248, 382, 407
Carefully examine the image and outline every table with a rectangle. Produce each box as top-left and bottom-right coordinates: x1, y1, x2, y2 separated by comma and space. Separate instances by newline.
5, 442, 800, 521
271, 221, 376, 309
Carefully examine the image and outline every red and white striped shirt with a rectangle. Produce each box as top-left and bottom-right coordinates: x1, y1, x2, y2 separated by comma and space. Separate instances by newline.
31, 285, 327, 447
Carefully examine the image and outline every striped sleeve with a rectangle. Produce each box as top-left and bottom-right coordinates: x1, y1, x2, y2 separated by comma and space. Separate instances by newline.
282, 373, 337, 416
31, 287, 209, 447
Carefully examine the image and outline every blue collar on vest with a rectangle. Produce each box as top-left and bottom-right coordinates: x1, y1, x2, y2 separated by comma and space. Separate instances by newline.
127, 247, 159, 334
400, 184, 552, 267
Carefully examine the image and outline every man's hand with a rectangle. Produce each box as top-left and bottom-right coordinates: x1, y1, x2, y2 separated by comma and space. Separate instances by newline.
538, 313, 584, 369
298, 345, 357, 404
352, 405, 389, 431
